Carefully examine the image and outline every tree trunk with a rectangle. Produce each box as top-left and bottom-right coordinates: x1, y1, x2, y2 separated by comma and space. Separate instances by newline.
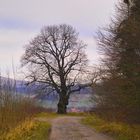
57, 94, 69, 114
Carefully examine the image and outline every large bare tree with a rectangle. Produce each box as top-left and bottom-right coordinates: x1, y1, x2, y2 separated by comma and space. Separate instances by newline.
21, 24, 88, 114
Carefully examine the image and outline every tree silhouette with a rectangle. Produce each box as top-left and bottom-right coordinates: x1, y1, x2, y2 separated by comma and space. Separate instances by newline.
21, 24, 88, 114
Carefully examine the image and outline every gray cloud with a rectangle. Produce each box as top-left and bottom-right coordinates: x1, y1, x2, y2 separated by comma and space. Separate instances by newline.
0, 0, 117, 28
0, 0, 118, 77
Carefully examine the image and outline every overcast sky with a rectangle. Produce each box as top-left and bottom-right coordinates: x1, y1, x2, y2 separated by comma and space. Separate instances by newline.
0, 0, 117, 78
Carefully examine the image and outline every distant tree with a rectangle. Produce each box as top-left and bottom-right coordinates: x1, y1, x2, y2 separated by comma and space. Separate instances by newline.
21, 24, 88, 114
96, 0, 140, 122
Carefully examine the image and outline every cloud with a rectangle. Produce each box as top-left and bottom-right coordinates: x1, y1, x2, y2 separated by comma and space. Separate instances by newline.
0, 0, 118, 77
0, 18, 38, 30
0, 0, 117, 29
83, 37, 100, 64
0, 28, 37, 74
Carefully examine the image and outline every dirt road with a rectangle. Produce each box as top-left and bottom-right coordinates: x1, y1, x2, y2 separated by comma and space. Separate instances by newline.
49, 116, 114, 140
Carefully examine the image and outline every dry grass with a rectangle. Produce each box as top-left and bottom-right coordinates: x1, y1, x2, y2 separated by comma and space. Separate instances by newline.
1, 119, 51, 140
0, 75, 46, 137
82, 114, 140, 140
0, 93, 43, 134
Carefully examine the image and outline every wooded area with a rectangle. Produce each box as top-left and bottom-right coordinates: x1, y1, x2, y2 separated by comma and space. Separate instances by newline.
94, 0, 140, 123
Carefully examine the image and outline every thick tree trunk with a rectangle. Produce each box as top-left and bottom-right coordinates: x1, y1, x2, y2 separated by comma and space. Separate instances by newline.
57, 94, 69, 114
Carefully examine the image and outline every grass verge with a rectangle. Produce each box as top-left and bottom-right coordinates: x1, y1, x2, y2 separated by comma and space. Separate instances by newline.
1, 119, 51, 140
35, 112, 58, 118
81, 114, 140, 140
35, 112, 86, 118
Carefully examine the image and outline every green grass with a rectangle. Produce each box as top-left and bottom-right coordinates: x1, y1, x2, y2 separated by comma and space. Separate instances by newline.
1, 119, 51, 140
66, 112, 87, 116
81, 114, 140, 140
35, 112, 86, 118
35, 112, 58, 118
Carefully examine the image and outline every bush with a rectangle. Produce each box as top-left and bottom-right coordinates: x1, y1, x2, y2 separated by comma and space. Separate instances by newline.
0, 76, 45, 135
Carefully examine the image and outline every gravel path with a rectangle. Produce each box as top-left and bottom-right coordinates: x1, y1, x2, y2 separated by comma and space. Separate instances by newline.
49, 116, 114, 140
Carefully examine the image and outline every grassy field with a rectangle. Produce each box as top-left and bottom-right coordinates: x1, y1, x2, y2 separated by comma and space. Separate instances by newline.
81, 114, 140, 140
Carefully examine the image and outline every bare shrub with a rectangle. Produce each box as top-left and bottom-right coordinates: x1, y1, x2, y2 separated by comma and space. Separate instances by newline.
0, 74, 44, 134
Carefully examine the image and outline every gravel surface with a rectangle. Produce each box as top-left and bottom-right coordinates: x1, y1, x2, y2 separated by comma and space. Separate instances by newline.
49, 116, 114, 140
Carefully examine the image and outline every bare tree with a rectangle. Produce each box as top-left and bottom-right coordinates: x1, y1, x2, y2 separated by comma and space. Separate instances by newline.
21, 24, 88, 114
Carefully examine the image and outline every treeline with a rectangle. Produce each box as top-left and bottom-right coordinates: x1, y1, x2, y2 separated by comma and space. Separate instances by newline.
94, 0, 140, 123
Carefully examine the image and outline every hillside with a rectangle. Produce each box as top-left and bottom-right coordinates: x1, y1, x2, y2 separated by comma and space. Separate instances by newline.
0, 76, 94, 111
